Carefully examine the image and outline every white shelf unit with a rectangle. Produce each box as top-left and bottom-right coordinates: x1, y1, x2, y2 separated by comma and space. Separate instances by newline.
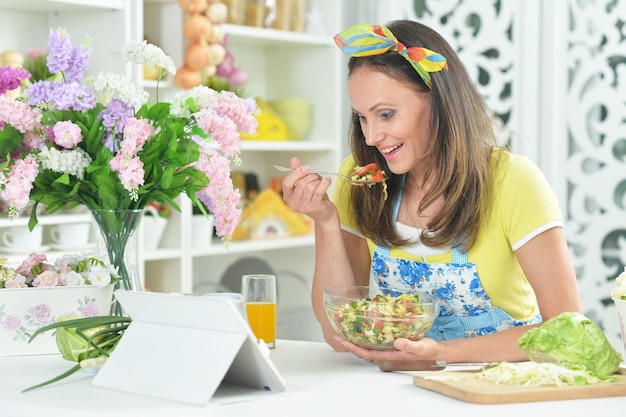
0, 0, 137, 81
0, 0, 139, 263
142, 0, 344, 312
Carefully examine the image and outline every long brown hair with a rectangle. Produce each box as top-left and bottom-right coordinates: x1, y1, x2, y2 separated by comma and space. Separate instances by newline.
347, 19, 501, 251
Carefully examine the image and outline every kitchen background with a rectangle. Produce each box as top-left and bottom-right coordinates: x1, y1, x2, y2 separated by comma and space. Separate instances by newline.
0, 0, 624, 351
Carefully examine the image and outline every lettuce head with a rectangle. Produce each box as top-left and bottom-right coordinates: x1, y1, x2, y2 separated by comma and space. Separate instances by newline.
518, 312, 623, 379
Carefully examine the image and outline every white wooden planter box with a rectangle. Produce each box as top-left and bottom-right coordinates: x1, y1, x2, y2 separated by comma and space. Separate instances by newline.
0, 284, 114, 356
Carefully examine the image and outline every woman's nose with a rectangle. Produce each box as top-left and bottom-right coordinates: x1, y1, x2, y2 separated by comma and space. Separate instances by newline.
364, 124, 383, 146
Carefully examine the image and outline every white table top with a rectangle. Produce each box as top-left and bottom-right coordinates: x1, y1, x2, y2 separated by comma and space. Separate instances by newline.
1, 339, 624, 416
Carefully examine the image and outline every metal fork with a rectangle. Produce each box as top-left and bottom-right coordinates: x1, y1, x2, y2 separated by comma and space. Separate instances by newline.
273, 165, 386, 186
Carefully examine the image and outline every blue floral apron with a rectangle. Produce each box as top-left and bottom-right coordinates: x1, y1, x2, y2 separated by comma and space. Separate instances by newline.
369, 176, 541, 341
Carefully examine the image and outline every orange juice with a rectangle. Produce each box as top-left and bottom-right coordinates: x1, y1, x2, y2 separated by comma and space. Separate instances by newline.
246, 302, 277, 346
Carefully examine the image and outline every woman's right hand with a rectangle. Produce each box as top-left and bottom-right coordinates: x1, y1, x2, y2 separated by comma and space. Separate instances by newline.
281, 157, 337, 224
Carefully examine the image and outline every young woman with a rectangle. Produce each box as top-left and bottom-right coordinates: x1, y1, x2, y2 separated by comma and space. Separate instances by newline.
280, 20, 581, 365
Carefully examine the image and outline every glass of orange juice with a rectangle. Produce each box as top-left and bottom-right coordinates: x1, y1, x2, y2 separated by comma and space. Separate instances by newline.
241, 274, 277, 349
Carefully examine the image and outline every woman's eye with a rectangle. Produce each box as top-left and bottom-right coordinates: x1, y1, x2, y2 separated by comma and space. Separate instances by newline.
380, 111, 395, 120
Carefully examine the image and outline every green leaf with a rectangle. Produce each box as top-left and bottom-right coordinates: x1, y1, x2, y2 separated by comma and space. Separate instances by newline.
29, 315, 131, 341
22, 363, 82, 393
0, 125, 24, 156
53, 172, 70, 185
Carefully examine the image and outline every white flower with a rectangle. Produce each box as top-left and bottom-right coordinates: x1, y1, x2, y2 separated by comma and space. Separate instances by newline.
86, 72, 149, 108
64, 270, 85, 286
169, 86, 219, 118
85, 263, 112, 287
612, 267, 626, 299
116, 40, 176, 76
37, 147, 92, 179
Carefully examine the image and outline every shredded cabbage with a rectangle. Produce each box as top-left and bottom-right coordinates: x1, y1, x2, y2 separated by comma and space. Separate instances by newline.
478, 362, 604, 387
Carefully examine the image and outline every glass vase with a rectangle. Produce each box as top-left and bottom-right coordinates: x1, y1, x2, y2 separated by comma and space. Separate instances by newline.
90, 209, 143, 316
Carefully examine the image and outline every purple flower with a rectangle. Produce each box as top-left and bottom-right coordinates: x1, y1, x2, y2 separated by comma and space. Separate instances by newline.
101, 131, 121, 153
64, 44, 92, 83
99, 98, 133, 134
45, 28, 92, 82
0, 66, 31, 95
24, 81, 96, 111
46, 28, 73, 74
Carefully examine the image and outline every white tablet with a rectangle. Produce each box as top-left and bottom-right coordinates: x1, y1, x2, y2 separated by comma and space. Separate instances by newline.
92, 290, 286, 405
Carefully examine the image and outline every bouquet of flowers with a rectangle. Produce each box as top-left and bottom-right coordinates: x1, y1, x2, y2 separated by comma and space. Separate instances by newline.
0, 27, 256, 243
0, 252, 116, 289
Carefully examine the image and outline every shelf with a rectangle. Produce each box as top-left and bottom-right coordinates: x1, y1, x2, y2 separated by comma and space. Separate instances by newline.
224, 24, 334, 47
0, 0, 126, 12
190, 234, 315, 257
0, 214, 92, 227
142, 248, 183, 261
240, 141, 337, 152
200, 140, 338, 153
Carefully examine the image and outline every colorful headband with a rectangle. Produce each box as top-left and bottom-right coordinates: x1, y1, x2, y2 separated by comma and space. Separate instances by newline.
333, 24, 448, 89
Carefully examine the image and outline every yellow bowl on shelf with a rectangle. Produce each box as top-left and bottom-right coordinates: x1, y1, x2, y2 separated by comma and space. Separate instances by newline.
268, 98, 312, 140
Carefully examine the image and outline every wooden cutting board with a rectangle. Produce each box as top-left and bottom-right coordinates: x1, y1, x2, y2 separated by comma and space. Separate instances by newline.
412, 368, 626, 404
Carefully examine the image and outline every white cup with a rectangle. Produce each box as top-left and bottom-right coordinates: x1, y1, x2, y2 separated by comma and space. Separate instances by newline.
1, 225, 43, 250
49, 223, 91, 247
141, 206, 168, 251
191, 214, 215, 248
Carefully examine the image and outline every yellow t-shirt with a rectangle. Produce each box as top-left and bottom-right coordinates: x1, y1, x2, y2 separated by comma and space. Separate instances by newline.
333, 150, 563, 321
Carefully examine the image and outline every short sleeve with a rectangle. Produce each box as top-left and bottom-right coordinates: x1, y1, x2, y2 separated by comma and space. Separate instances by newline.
495, 153, 563, 250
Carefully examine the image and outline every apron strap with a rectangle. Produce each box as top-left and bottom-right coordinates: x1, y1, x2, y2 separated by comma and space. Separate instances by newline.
376, 174, 468, 261
376, 175, 406, 256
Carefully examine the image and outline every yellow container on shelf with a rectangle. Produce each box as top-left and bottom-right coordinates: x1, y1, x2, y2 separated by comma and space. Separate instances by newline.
268, 98, 312, 140
241, 97, 288, 141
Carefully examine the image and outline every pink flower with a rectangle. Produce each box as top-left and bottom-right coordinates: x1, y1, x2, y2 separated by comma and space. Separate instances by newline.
27, 48, 46, 60
195, 149, 242, 238
52, 120, 82, 148
32, 270, 61, 287
195, 109, 240, 157
112, 155, 145, 201
3, 315, 22, 331
16, 252, 48, 278
0, 95, 42, 133
32, 304, 52, 324
4, 274, 27, 288
81, 302, 100, 317
0, 156, 39, 216
23, 129, 45, 151
216, 91, 257, 134
121, 117, 153, 153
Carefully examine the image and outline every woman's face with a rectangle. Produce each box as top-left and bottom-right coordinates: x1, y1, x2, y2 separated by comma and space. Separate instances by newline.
348, 67, 432, 175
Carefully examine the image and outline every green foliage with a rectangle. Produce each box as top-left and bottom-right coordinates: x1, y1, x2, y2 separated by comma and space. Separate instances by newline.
518, 312, 623, 379
23, 315, 131, 392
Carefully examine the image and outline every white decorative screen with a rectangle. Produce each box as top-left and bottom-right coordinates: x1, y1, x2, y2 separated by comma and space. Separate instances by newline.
375, 0, 626, 350
560, 0, 626, 351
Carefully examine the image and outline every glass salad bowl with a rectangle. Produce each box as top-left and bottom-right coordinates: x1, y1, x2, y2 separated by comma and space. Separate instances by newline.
323, 286, 440, 350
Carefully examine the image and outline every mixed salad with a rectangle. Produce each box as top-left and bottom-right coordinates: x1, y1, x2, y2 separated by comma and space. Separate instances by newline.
326, 292, 437, 350
349, 163, 389, 200
349, 163, 388, 185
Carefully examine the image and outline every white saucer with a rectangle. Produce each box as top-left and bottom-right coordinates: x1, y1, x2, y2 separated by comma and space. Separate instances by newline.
50, 242, 97, 252
0, 245, 51, 255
